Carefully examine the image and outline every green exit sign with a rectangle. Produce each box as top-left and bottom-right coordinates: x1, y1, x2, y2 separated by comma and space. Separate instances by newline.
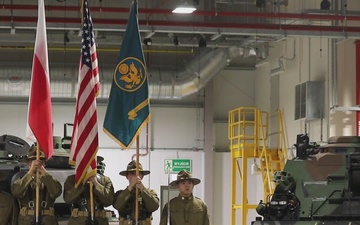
164, 159, 192, 173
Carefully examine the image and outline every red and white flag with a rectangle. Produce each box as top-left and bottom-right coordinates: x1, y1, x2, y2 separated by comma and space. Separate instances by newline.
69, 0, 100, 187
26, 0, 53, 159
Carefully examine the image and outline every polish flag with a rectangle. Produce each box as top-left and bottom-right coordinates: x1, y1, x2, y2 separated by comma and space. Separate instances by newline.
26, 0, 53, 159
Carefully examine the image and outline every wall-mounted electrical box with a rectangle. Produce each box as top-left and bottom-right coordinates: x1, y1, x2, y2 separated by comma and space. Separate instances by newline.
294, 81, 324, 121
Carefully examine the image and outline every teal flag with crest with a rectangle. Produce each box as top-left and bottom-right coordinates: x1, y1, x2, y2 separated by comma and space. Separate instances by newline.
103, 0, 150, 149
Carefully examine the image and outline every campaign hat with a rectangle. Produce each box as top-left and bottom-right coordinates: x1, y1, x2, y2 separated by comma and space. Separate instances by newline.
119, 160, 150, 176
169, 170, 200, 187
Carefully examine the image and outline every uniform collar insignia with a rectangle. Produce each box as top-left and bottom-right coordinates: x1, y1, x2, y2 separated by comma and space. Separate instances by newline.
181, 195, 192, 201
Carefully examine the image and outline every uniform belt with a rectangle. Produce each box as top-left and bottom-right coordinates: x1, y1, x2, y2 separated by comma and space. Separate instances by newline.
119, 218, 151, 225
20, 207, 54, 216
71, 208, 111, 218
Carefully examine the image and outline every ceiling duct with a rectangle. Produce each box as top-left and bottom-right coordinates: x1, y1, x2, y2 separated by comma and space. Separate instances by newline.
148, 46, 247, 99
0, 47, 249, 102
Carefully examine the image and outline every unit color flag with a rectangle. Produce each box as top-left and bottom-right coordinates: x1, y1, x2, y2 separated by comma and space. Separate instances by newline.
103, 0, 150, 149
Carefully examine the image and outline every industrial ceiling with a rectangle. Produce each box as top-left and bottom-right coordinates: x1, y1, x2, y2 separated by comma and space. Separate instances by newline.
0, 0, 358, 104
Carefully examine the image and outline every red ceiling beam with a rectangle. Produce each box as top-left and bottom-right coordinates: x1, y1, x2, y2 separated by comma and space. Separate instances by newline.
2, 4, 360, 22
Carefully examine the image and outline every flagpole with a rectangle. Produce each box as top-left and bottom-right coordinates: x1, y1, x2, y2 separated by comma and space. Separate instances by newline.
102, 1, 150, 222
27, 0, 53, 221
135, 135, 140, 224
73, 0, 99, 222
36, 144, 40, 224
90, 182, 95, 222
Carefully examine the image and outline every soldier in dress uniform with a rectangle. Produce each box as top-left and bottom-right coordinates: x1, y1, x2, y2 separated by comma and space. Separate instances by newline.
159, 170, 210, 225
63, 156, 114, 225
0, 171, 19, 225
113, 160, 159, 225
11, 146, 62, 225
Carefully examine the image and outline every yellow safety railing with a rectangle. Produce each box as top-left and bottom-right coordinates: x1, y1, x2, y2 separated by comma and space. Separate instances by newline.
228, 107, 288, 225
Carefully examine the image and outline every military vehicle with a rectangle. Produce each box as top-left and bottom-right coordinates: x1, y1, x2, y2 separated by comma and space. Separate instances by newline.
253, 134, 360, 225
1, 124, 116, 222
0, 128, 75, 221
0, 134, 30, 194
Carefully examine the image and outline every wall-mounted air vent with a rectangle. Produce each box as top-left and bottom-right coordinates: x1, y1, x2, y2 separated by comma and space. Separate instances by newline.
294, 81, 324, 121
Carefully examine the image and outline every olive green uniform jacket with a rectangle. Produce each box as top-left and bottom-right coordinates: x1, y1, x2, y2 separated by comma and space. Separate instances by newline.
159, 194, 210, 225
0, 190, 19, 225
113, 187, 159, 225
11, 173, 62, 225
63, 174, 114, 225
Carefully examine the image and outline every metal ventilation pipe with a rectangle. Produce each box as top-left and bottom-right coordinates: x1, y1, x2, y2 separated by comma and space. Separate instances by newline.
148, 46, 247, 99
0, 47, 249, 101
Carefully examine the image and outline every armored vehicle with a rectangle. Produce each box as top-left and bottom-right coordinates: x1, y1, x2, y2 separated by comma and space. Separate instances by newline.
253, 134, 360, 225
0, 134, 30, 193
0, 133, 74, 221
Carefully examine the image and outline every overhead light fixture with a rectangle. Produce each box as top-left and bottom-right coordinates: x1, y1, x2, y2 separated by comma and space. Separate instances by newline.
173, 35, 179, 46
10, 27, 15, 35
249, 48, 257, 56
172, 2, 197, 14
64, 31, 70, 43
143, 38, 152, 46
320, 0, 330, 10
256, 0, 266, 8
198, 36, 206, 47
243, 48, 257, 57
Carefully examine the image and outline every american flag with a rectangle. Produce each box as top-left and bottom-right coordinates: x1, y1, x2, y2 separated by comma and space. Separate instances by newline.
69, 0, 100, 187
